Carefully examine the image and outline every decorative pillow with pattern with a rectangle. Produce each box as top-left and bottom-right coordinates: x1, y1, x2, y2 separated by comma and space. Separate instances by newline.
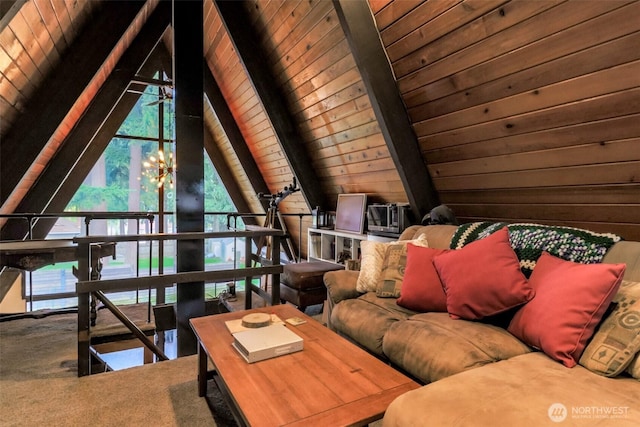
356, 240, 387, 292
375, 235, 429, 298
579, 280, 640, 377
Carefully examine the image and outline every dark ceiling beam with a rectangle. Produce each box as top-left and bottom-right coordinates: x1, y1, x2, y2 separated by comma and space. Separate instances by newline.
333, 0, 440, 220
214, 0, 326, 211
2, 2, 171, 240
203, 66, 270, 213
0, 1, 146, 206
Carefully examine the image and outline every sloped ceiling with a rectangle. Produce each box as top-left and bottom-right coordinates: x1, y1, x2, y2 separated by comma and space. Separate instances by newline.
1, 0, 639, 255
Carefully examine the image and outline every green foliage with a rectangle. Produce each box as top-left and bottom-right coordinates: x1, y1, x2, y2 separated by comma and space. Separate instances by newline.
66, 89, 237, 218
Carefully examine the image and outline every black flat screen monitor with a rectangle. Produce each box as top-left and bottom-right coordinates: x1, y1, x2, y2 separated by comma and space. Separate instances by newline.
334, 193, 367, 234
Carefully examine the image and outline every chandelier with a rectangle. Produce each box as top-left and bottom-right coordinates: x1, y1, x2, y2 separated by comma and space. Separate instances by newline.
143, 150, 176, 189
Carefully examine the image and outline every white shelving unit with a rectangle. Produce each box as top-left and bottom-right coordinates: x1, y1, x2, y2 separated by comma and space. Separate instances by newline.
307, 228, 367, 265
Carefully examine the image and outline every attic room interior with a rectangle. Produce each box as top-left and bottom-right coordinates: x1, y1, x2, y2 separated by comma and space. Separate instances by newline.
1, 0, 639, 426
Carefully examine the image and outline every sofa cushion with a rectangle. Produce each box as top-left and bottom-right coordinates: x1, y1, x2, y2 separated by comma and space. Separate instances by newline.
375, 235, 429, 298
396, 245, 449, 312
382, 312, 531, 384
383, 352, 640, 427
357, 234, 428, 294
579, 280, 640, 376
433, 227, 534, 320
356, 240, 386, 292
508, 252, 625, 368
330, 292, 416, 357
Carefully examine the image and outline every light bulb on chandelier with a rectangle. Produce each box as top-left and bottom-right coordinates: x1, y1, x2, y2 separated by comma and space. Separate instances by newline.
142, 149, 176, 189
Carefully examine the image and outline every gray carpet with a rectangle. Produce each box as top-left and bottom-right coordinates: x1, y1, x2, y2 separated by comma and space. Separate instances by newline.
0, 310, 236, 427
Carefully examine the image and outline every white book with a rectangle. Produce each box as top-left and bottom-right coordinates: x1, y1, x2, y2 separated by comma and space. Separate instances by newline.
232, 323, 303, 363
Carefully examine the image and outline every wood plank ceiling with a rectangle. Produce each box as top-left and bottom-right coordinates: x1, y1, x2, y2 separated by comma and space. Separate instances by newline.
1, 0, 639, 257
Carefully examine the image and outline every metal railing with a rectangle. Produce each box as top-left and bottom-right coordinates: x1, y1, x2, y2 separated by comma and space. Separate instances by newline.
73, 227, 286, 376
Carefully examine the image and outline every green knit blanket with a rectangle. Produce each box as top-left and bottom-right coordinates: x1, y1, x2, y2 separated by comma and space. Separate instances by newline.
450, 222, 622, 277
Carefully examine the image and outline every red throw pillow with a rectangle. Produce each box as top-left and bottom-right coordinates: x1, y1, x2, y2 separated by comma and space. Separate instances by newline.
396, 244, 449, 312
508, 252, 625, 368
433, 227, 534, 320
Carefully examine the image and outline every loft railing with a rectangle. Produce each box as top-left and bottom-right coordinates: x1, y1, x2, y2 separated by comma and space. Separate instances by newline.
73, 227, 286, 376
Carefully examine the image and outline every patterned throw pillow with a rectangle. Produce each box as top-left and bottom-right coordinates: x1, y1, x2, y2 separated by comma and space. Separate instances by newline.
356, 240, 386, 292
579, 280, 640, 377
376, 235, 429, 298
627, 353, 640, 379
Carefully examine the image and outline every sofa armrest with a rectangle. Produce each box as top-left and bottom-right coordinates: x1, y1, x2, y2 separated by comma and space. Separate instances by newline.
324, 270, 361, 304
323, 269, 361, 331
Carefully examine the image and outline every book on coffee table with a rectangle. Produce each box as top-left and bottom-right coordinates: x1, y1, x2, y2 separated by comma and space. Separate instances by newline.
231, 323, 303, 363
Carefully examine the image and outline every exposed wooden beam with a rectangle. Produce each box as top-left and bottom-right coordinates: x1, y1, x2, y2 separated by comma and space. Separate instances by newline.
0, 1, 146, 205
333, 0, 440, 220
203, 66, 270, 213
2, 2, 172, 241
214, 0, 326, 211
174, 0, 205, 357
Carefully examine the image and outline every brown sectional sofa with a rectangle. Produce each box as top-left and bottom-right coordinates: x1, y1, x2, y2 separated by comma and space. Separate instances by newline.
324, 224, 640, 426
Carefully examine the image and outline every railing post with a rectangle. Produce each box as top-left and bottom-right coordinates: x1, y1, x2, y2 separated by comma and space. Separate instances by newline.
244, 236, 252, 310
271, 234, 281, 306
76, 240, 91, 377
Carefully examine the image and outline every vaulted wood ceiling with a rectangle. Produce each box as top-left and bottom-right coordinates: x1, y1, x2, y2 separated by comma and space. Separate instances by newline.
1, 0, 639, 256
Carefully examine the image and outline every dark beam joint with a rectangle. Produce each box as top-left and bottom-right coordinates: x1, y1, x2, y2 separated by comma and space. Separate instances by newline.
333, 0, 440, 220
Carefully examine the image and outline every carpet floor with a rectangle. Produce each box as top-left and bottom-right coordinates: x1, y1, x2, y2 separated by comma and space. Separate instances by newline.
0, 309, 235, 427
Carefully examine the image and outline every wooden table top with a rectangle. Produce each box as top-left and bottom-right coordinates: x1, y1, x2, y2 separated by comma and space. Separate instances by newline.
190, 304, 419, 427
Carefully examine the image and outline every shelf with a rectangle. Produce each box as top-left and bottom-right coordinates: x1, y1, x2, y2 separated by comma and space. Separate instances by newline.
307, 228, 367, 265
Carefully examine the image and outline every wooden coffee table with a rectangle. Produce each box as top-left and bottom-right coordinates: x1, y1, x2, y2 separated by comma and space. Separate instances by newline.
190, 304, 419, 426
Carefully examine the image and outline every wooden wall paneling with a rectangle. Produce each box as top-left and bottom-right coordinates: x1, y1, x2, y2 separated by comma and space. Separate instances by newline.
262, 0, 318, 63
33, 0, 68, 54
440, 185, 640, 206
334, 0, 437, 218
390, 0, 538, 80
456, 204, 639, 225
268, 1, 335, 78
420, 88, 640, 151
19, 1, 61, 70
302, 94, 371, 135
368, 0, 393, 16
0, 30, 37, 98
402, 1, 636, 109
397, 1, 626, 95
204, 65, 270, 212
433, 161, 640, 192
3, 3, 171, 241
409, 31, 640, 122
50, 0, 74, 42
427, 114, 640, 164
8, 9, 49, 84
312, 132, 386, 163
0, 1, 145, 205
429, 139, 640, 180
414, 61, 640, 137
427, 3, 638, 106
381, 0, 465, 48
294, 64, 361, 114
372, 0, 424, 33
279, 21, 347, 100
307, 119, 381, 153
215, 0, 326, 211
